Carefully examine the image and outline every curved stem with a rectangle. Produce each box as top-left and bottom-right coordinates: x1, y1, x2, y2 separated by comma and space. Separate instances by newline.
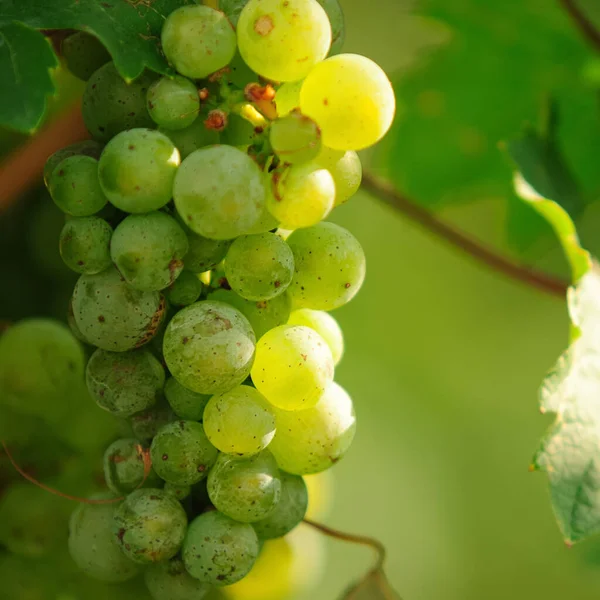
558, 0, 600, 51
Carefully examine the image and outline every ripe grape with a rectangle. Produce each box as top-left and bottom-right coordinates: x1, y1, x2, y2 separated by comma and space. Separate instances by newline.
165, 270, 204, 306
71, 267, 166, 351
317, 0, 345, 55
203, 385, 276, 455
251, 324, 334, 410
59, 216, 112, 274
147, 75, 200, 130
163, 300, 256, 394
69, 499, 140, 582
173, 145, 266, 240
164, 377, 211, 421
224, 232, 294, 301
181, 223, 232, 273
113, 488, 188, 564
269, 381, 356, 474
86, 348, 165, 417
286, 222, 366, 309
98, 128, 180, 213
144, 557, 211, 600
150, 420, 218, 485
288, 308, 344, 365
110, 212, 189, 292
267, 162, 334, 229
129, 400, 176, 443
183, 511, 259, 586
275, 81, 303, 117
103, 438, 161, 494
253, 471, 308, 539
61, 31, 110, 80
44, 140, 103, 187
159, 116, 220, 160
237, 0, 331, 82
82, 62, 155, 142
316, 146, 362, 206
269, 111, 322, 165
162, 5, 237, 79
299, 53, 396, 150
48, 155, 108, 216
163, 483, 192, 502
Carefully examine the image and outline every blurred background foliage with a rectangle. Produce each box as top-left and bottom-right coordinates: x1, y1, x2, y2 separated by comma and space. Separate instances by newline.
2, 0, 600, 598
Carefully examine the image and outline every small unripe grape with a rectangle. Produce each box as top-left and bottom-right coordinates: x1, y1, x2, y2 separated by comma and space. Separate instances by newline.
144, 557, 211, 600
129, 400, 176, 443
59, 216, 113, 274
276, 81, 303, 118
270, 111, 322, 165
103, 438, 161, 494
288, 308, 344, 365
165, 271, 204, 307
182, 222, 232, 273
163, 483, 192, 502
147, 75, 200, 130
316, 147, 362, 206
62, 32, 110, 80
164, 377, 210, 422
44, 140, 103, 187
159, 116, 220, 160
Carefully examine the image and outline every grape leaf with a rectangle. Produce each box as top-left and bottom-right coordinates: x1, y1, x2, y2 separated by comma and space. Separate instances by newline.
341, 568, 402, 600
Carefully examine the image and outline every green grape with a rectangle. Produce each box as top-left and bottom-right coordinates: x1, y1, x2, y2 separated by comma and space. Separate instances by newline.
163, 300, 256, 394
68, 298, 90, 343
182, 223, 232, 273
267, 162, 334, 229
210, 288, 291, 339
147, 75, 200, 130
275, 81, 303, 117
251, 324, 334, 410
221, 0, 248, 26
98, 128, 181, 213
183, 511, 259, 586
59, 216, 113, 274
72, 267, 166, 351
220, 112, 261, 149
69, 498, 140, 582
162, 5, 237, 79
110, 212, 189, 292
203, 385, 276, 455
104, 438, 161, 494
164, 483, 192, 502
237, 0, 331, 82
0, 319, 85, 422
130, 399, 176, 442
253, 472, 308, 539
145, 557, 211, 600
61, 31, 111, 80
166, 270, 204, 306
82, 62, 155, 141
164, 376, 211, 421
286, 222, 365, 310
49, 155, 108, 216
299, 53, 395, 151
228, 50, 257, 89
224, 232, 294, 301
113, 488, 188, 564
208, 450, 281, 523
86, 348, 165, 417
288, 308, 343, 365
173, 145, 266, 240
159, 115, 220, 160
270, 111, 322, 165
150, 420, 218, 485
44, 140, 104, 187
269, 381, 356, 474
317, 0, 345, 55
316, 146, 362, 206
245, 203, 280, 235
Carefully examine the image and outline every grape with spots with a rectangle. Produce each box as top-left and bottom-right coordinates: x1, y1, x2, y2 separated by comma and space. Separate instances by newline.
181, 223, 232, 273
43, 139, 103, 186
288, 307, 344, 365
59, 216, 112, 274
165, 270, 204, 306
62, 31, 111, 80
144, 557, 211, 600
159, 115, 220, 160
129, 400, 176, 443
103, 438, 161, 494
147, 75, 200, 130
163, 483, 192, 502
270, 110, 322, 165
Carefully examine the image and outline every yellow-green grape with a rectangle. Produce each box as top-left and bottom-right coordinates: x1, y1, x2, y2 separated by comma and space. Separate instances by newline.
275, 81, 303, 117
110, 212, 189, 292
299, 53, 395, 151
163, 483, 192, 502
224, 232, 294, 301
145, 557, 211, 600
267, 162, 334, 229
49, 155, 108, 216
44, 140, 103, 187
269, 381, 356, 474
61, 31, 110, 80
59, 216, 113, 274
163, 300, 256, 394
183, 511, 259, 586
164, 377, 211, 421
147, 75, 200, 130
150, 420, 218, 485
286, 222, 365, 310
159, 116, 220, 160
113, 489, 188, 564
173, 146, 266, 240
210, 288, 292, 339
86, 348, 165, 417
203, 385, 276, 455
288, 308, 343, 365
104, 438, 161, 494
252, 472, 308, 539
69, 498, 140, 582
316, 146, 362, 206
251, 324, 334, 410
269, 111, 322, 165
82, 62, 156, 142
71, 267, 166, 351
98, 129, 180, 213
317, 0, 345, 55
130, 400, 176, 443
208, 450, 282, 522
162, 5, 237, 79
182, 222, 233, 273
165, 271, 204, 307
237, 0, 331, 82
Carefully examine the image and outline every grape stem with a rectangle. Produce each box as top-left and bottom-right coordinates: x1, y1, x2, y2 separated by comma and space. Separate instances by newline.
558, 0, 600, 51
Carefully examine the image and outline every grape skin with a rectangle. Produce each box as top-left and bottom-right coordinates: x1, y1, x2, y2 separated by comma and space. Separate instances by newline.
316, 146, 362, 206
164, 376, 211, 421
165, 271, 204, 307
159, 116, 220, 160
103, 438, 161, 494
275, 81, 303, 117
43, 140, 103, 187
288, 308, 344, 365
59, 216, 113, 275
144, 557, 211, 600
147, 75, 200, 130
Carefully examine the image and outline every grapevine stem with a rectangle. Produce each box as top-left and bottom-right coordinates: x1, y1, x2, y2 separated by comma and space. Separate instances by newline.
303, 517, 387, 571
558, 0, 600, 51
360, 172, 569, 298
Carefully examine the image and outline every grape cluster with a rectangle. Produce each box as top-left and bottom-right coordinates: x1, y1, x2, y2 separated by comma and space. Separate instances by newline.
42, 0, 394, 595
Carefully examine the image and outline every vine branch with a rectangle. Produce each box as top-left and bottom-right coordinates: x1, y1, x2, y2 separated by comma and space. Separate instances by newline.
558, 0, 600, 51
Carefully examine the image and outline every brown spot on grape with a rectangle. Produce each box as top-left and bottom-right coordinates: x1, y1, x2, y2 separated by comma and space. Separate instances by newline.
162, 454, 169, 460
344, 283, 351, 289
255, 15, 274, 36
98, 315, 105, 323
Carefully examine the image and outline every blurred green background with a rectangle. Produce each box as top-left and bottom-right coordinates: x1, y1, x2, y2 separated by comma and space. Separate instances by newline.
3, 0, 600, 598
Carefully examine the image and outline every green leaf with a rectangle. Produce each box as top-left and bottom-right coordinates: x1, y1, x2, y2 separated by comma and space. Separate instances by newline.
341, 568, 402, 600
